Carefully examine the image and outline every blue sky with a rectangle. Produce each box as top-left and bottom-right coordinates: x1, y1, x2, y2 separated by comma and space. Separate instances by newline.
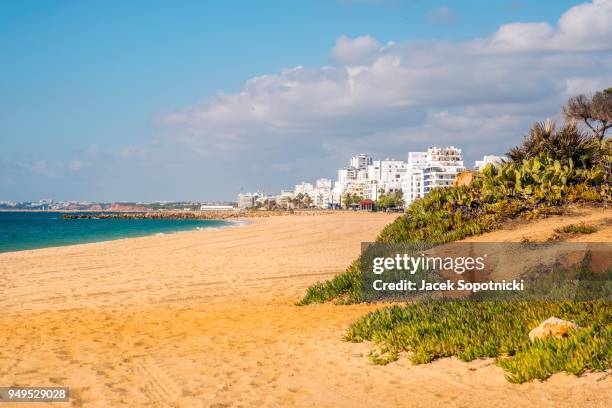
1, 0, 610, 201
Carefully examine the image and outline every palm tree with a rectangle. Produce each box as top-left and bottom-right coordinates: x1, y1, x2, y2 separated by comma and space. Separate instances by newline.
342, 193, 351, 209
303, 194, 312, 208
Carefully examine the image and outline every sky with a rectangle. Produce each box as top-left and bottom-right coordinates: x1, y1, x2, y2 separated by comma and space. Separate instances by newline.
1, 0, 611, 202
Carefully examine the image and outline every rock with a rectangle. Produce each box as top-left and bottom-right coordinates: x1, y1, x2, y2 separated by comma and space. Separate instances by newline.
453, 171, 476, 188
528, 317, 579, 342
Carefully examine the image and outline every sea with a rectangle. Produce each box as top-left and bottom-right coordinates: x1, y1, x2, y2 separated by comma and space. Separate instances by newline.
0, 211, 230, 253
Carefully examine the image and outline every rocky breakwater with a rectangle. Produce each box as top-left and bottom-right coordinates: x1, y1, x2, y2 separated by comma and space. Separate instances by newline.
60, 211, 241, 220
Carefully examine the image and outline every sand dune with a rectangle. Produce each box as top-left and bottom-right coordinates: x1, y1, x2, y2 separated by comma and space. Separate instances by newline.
0, 210, 610, 407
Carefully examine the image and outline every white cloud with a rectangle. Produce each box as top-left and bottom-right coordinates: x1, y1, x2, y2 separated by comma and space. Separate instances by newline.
162, 38, 610, 160
565, 77, 605, 96
478, 0, 612, 52
16, 160, 63, 178
557, 0, 612, 49
331, 35, 381, 64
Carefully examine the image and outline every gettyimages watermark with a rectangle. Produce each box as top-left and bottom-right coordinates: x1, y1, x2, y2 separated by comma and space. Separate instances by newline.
360, 242, 612, 302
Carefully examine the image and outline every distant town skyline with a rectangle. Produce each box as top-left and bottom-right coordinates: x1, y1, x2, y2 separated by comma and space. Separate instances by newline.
1, 0, 611, 201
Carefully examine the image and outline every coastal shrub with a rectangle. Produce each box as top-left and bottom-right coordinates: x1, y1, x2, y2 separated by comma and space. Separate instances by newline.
507, 120, 601, 167
555, 223, 598, 235
346, 300, 612, 383
299, 154, 610, 305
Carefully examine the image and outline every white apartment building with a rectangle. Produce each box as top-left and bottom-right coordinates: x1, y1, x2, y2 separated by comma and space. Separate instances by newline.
350, 154, 372, 171
364, 180, 380, 201
287, 179, 335, 208
401, 152, 427, 204
312, 178, 333, 208
331, 182, 344, 207
337, 163, 369, 203
383, 160, 407, 194
315, 178, 332, 189
345, 179, 368, 197
474, 155, 507, 171
366, 159, 407, 200
422, 146, 465, 193
254, 194, 275, 207
338, 167, 358, 184
276, 190, 295, 208
237, 193, 255, 209
294, 181, 314, 196
367, 159, 407, 184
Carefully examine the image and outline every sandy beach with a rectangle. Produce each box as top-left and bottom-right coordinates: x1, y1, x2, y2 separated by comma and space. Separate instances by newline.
1, 211, 610, 407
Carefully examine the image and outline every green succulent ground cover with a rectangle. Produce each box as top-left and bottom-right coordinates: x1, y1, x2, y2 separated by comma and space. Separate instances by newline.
556, 223, 598, 235
346, 300, 611, 383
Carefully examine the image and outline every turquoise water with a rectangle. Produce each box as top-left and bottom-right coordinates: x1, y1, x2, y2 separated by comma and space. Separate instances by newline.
0, 212, 230, 253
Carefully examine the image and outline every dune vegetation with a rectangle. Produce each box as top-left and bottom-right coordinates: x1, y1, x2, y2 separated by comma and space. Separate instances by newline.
555, 222, 598, 235
346, 300, 611, 383
298, 92, 612, 382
